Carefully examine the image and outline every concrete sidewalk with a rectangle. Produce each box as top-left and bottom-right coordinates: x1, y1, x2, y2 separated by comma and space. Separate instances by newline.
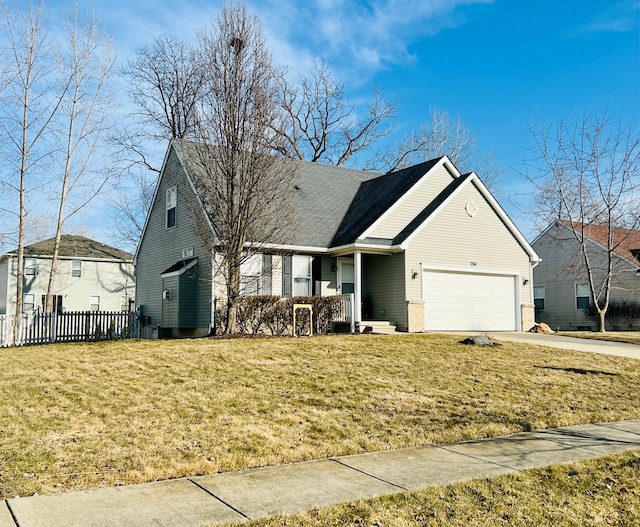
2, 419, 640, 527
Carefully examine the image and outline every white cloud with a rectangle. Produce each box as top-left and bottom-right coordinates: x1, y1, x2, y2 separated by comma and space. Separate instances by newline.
248, 0, 493, 83
576, 1, 639, 34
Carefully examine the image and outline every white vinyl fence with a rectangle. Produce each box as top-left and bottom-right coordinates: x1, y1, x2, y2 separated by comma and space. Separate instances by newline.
0, 311, 134, 347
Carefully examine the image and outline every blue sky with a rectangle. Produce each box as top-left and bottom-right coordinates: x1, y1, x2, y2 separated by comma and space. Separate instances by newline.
47, 0, 640, 244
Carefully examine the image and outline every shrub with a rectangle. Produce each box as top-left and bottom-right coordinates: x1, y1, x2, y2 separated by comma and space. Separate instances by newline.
214, 295, 350, 336
586, 299, 640, 330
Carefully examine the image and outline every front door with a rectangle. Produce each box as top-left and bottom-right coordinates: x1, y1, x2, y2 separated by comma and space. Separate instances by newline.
337, 258, 354, 294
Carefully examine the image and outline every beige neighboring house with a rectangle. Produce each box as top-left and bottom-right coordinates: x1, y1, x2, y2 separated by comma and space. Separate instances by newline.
0, 235, 134, 315
136, 140, 540, 336
532, 220, 640, 331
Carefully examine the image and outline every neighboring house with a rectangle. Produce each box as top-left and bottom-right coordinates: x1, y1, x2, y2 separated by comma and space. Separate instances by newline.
0, 235, 134, 315
135, 139, 540, 337
532, 220, 640, 331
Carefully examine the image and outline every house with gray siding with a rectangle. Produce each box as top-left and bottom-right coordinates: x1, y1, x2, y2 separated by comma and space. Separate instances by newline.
135, 139, 539, 337
532, 220, 640, 331
0, 235, 134, 315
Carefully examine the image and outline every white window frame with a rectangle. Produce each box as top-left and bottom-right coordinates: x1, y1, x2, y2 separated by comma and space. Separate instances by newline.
533, 285, 545, 311
72, 260, 82, 278
240, 253, 263, 296
575, 284, 590, 310
166, 186, 177, 229
24, 258, 37, 276
90, 295, 101, 312
292, 255, 312, 297
23, 293, 35, 312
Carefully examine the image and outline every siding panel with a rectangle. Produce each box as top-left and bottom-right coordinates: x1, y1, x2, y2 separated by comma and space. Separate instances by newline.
363, 253, 406, 329
136, 146, 213, 336
369, 164, 454, 239
532, 223, 640, 330
406, 181, 532, 314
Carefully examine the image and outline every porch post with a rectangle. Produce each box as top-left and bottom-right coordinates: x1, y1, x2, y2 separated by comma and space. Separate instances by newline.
354, 250, 362, 328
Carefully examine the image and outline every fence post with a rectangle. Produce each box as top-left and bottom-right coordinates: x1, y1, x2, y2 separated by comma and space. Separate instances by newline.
51, 311, 57, 343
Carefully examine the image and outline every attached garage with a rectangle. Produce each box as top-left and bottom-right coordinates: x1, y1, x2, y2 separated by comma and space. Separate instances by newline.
422, 270, 518, 331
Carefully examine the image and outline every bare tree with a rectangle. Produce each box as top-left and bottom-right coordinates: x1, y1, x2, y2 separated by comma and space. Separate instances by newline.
273, 60, 396, 166
43, 6, 116, 313
369, 107, 503, 189
110, 169, 156, 250
112, 34, 208, 247
0, 1, 63, 330
527, 111, 640, 331
189, 2, 294, 334
121, 33, 206, 144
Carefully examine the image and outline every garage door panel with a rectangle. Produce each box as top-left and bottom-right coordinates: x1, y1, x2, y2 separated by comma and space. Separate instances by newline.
423, 271, 516, 331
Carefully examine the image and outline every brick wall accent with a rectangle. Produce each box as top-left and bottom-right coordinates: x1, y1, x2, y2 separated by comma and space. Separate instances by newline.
521, 303, 535, 332
406, 300, 425, 333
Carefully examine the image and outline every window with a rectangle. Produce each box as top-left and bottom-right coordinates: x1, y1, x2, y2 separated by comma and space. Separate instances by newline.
24, 258, 37, 276
41, 295, 63, 313
166, 186, 177, 228
281, 255, 313, 297
293, 256, 312, 296
90, 295, 100, 312
23, 294, 35, 312
240, 253, 262, 295
533, 285, 545, 311
575, 284, 590, 310
72, 260, 82, 278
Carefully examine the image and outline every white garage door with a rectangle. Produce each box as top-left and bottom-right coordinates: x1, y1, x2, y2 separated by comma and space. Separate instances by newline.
423, 270, 516, 331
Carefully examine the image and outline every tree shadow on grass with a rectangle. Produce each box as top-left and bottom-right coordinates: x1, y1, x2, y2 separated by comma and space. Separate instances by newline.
535, 365, 620, 376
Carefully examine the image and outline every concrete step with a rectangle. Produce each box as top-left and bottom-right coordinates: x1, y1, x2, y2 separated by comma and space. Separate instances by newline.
360, 321, 397, 334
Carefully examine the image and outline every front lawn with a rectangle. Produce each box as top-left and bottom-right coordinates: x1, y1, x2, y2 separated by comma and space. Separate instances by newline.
232, 450, 640, 527
561, 331, 640, 345
1, 334, 639, 499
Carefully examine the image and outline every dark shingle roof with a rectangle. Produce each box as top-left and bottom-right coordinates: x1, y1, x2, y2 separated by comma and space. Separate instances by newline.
331, 158, 443, 246
171, 139, 444, 249
7, 235, 132, 261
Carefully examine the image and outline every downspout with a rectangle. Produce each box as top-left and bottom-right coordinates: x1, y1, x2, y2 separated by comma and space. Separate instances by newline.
354, 251, 362, 330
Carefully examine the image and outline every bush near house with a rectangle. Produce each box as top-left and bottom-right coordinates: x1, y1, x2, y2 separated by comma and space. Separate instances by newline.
214, 295, 348, 335
586, 300, 640, 330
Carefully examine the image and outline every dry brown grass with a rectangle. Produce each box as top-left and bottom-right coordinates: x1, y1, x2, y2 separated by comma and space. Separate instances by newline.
1, 333, 639, 499
234, 450, 640, 527
561, 331, 640, 345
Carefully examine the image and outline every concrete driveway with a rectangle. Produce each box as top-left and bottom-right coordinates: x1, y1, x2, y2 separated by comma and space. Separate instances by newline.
489, 332, 640, 360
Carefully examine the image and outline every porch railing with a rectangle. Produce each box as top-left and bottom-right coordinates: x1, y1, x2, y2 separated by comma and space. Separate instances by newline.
337, 293, 356, 332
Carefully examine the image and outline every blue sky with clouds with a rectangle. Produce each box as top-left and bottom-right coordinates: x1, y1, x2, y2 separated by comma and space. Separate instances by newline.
46, 0, 640, 243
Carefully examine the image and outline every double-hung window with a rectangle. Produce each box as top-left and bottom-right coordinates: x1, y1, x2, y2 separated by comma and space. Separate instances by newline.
23, 294, 35, 312
24, 258, 37, 277
240, 254, 262, 296
575, 284, 590, 310
533, 285, 545, 311
90, 295, 101, 312
72, 260, 82, 278
166, 186, 177, 228
282, 255, 312, 297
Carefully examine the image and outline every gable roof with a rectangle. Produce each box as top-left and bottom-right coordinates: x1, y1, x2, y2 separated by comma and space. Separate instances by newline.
330, 158, 443, 247
392, 172, 472, 245
148, 139, 536, 261
4, 235, 132, 261
560, 220, 640, 266
171, 139, 437, 249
